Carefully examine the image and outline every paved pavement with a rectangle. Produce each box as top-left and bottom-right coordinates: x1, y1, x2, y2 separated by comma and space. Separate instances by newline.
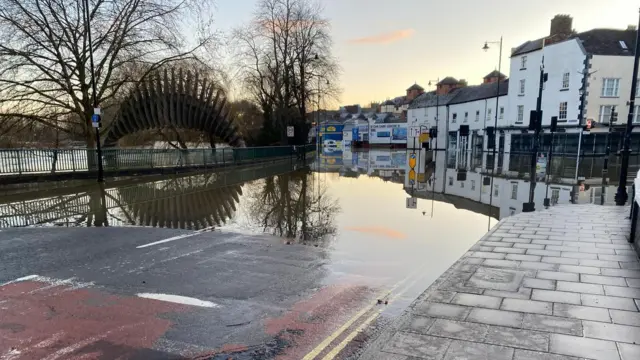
359, 205, 640, 360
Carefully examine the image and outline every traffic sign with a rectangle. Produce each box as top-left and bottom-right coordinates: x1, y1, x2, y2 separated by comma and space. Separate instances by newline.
409, 153, 417, 169
91, 114, 100, 128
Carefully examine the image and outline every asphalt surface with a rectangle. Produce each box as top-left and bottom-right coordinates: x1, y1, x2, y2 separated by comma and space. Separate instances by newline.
0, 227, 376, 360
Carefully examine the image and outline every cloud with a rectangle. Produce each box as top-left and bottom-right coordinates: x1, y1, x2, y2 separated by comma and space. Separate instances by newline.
348, 29, 415, 45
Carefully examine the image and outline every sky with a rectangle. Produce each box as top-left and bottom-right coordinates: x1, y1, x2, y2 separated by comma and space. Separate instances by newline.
214, 0, 639, 108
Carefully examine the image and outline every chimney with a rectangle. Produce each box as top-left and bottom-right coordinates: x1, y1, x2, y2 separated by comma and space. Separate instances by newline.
550, 14, 573, 37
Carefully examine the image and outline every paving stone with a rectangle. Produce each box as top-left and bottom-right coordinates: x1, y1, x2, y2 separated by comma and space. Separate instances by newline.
541, 256, 579, 265
526, 249, 562, 257
514, 243, 546, 250
546, 245, 580, 252
513, 349, 579, 360
536, 271, 579, 282
501, 298, 552, 315
483, 287, 532, 300
519, 234, 550, 240
519, 261, 558, 271
467, 267, 525, 291
596, 243, 633, 249
484, 325, 549, 351
413, 302, 471, 321
604, 285, 640, 298
583, 320, 640, 344
426, 290, 457, 303
561, 251, 598, 260
373, 352, 411, 360
466, 308, 523, 328
531, 289, 581, 305
579, 259, 621, 269
481, 241, 512, 247
616, 249, 639, 256
493, 247, 527, 254
509, 230, 536, 235
599, 254, 640, 262
382, 332, 451, 359
556, 281, 604, 295
471, 251, 506, 259
426, 319, 488, 341
465, 257, 485, 265
522, 313, 582, 336
483, 259, 520, 268
561, 241, 594, 248
523, 277, 555, 290
619, 343, 640, 360
533, 240, 564, 246
451, 293, 502, 309
601, 268, 640, 278
581, 294, 638, 311
557, 265, 601, 275
609, 309, 640, 326
621, 261, 640, 269
502, 237, 533, 244
402, 315, 436, 334
553, 303, 611, 322
577, 247, 616, 255
627, 278, 640, 288
471, 245, 495, 252
443, 340, 514, 360
549, 333, 619, 360
580, 274, 628, 286
505, 254, 541, 262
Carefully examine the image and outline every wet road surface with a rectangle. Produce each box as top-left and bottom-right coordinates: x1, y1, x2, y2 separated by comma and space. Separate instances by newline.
0, 154, 491, 359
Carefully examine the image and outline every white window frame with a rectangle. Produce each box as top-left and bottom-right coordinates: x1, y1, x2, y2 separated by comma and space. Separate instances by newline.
519, 79, 526, 95
521, 56, 527, 69
471, 180, 476, 190
516, 105, 524, 124
511, 182, 518, 200
499, 107, 504, 119
452, 113, 457, 123
487, 108, 492, 122
601, 78, 620, 97
562, 72, 570, 89
559, 102, 568, 120
475, 110, 480, 122
599, 105, 614, 123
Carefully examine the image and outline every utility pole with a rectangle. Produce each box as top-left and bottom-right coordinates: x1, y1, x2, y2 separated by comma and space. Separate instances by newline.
602, 107, 616, 205
615, 9, 640, 205
523, 48, 547, 212
83, 0, 104, 182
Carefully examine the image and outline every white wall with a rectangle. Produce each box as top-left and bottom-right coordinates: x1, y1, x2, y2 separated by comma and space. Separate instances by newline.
586, 55, 637, 124
407, 104, 448, 149
369, 123, 408, 144
448, 95, 508, 132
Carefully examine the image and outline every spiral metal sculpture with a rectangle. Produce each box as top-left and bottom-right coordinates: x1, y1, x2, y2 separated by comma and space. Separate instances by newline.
104, 68, 245, 148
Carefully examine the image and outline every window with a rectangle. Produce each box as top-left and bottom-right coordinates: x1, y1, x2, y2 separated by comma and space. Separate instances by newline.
449, 177, 453, 186
452, 113, 457, 123
517, 105, 524, 124
559, 102, 568, 120
635, 105, 640, 123
499, 107, 504, 119
551, 188, 560, 205
494, 184, 499, 197
636, 80, 640, 97
599, 105, 615, 123
487, 108, 492, 121
519, 79, 526, 95
471, 180, 476, 190
511, 183, 518, 200
460, 181, 464, 188
464, 112, 468, 122
521, 56, 527, 69
475, 110, 480, 122
601, 78, 620, 97
562, 72, 570, 89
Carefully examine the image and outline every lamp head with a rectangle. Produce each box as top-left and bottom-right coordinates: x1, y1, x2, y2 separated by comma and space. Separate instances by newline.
482, 42, 490, 51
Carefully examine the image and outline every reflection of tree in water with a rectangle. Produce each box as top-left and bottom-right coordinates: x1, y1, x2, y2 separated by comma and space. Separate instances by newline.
246, 170, 339, 246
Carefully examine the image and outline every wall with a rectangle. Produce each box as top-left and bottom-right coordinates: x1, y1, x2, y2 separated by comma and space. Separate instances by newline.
369, 123, 408, 144
586, 55, 637, 124
407, 105, 448, 150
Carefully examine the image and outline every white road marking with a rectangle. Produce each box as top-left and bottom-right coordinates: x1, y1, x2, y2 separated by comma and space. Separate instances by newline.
136, 226, 216, 249
136, 293, 219, 308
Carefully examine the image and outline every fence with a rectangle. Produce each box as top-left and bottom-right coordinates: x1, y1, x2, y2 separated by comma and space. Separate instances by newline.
0, 144, 316, 177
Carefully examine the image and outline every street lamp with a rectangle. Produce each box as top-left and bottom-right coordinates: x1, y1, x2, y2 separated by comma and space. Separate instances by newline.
615, 10, 640, 206
83, 0, 104, 182
482, 37, 503, 230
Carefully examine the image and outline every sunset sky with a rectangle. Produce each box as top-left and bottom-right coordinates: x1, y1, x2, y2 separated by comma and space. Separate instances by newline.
215, 0, 639, 108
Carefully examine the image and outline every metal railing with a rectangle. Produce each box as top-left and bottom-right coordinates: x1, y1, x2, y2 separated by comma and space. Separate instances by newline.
0, 144, 316, 177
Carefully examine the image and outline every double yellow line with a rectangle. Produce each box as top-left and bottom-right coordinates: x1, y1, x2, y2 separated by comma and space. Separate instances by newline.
302, 262, 430, 360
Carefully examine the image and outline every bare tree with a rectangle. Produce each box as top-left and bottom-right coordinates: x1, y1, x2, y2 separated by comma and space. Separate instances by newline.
0, 0, 216, 151
234, 0, 340, 145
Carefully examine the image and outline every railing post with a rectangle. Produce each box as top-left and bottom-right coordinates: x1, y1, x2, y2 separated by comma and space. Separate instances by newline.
17, 149, 22, 175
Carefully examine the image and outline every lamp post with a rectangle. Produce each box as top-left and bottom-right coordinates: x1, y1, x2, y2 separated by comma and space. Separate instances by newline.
83, 0, 104, 182
615, 10, 640, 206
427, 79, 440, 217
482, 37, 503, 229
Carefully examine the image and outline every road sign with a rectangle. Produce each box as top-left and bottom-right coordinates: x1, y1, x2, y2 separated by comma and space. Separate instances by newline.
409, 153, 417, 169
406, 197, 417, 209
91, 114, 100, 128
287, 126, 294, 137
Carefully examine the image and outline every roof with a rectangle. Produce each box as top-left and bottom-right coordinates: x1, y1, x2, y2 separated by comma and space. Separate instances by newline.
406, 83, 425, 92
448, 80, 509, 105
382, 100, 395, 106
408, 89, 462, 109
573, 29, 637, 56
484, 70, 507, 79
438, 77, 460, 85
511, 37, 546, 57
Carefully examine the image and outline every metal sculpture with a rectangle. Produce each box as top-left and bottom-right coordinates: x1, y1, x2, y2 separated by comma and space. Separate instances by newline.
104, 68, 245, 148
